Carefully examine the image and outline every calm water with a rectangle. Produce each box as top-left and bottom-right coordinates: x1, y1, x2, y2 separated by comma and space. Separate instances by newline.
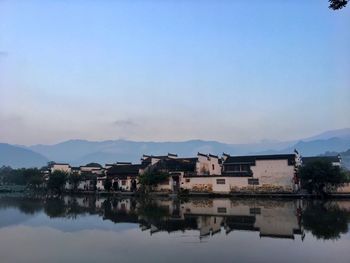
0, 195, 349, 263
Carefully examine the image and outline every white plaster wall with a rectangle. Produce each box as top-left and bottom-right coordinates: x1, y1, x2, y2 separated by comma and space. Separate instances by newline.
96, 179, 105, 190
77, 180, 91, 190
51, 164, 71, 174
153, 177, 172, 192
180, 177, 213, 192
336, 183, 350, 193
250, 160, 295, 190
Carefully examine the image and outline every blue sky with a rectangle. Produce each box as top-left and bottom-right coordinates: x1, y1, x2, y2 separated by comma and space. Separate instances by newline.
0, 0, 349, 145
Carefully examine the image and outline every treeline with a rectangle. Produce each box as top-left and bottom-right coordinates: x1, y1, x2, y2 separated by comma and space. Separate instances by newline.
0, 166, 43, 187
0, 166, 96, 193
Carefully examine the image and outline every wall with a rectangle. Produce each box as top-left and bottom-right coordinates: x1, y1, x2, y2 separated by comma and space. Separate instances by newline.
336, 183, 350, 193
180, 176, 213, 192
195, 155, 221, 176
51, 164, 71, 173
96, 178, 105, 190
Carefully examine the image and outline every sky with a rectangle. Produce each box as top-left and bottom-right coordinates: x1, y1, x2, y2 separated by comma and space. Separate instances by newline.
0, 0, 349, 146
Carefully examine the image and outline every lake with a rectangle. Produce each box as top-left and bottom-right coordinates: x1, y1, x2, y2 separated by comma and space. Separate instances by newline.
0, 195, 349, 263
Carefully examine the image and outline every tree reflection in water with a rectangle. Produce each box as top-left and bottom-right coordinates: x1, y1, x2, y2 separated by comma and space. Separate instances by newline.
302, 201, 349, 240
1, 195, 349, 241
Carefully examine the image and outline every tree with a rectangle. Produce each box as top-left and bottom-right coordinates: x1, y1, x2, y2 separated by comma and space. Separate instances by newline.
104, 178, 112, 192
329, 0, 348, 10
23, 168, 43, 188
67, 174, 80, 191
113, 180, 119, 191
299, 160, 349, 195
48, 171, 67, 194
138, 171, 169, 192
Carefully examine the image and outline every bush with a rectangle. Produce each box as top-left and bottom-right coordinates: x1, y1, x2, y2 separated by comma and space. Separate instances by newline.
299, 160, 348, 195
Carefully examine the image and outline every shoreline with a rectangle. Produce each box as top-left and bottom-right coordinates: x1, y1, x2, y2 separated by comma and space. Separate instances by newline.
2, 187, 350, 199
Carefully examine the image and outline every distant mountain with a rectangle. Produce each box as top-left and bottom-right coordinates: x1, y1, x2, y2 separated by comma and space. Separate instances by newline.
303, 128, 350, 141
30, 139, 239, 165
1, 128, 349, 167
0, 143, 48, 168
256, 137, 350, 157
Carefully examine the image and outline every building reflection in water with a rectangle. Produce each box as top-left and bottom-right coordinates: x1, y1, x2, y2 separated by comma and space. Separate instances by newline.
1, 195, 349, 241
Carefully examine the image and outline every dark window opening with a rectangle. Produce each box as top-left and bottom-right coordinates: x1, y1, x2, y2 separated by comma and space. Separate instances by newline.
216, 179, 226, 184
248, 178, 259, 185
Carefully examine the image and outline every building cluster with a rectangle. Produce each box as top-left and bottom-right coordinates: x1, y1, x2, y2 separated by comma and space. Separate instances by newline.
48, 151, 343, 194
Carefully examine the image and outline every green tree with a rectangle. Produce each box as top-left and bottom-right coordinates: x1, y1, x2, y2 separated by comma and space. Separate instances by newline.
299, 160, 349, 195
23, 168, 43, 188
113, 181, 119, 191
104, 178, 112, 192
67, 174, 80, 191
329, 0, 348, 10
48, 171, 67, 194
138, 171, 169, 193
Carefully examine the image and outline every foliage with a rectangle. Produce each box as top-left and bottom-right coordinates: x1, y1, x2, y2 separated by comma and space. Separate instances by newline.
23, 168, 43, 188
138, 171, 169, 191
113, 181, 119, 191
67, 174, 80, 190
329, 0, 348, 10
48, 171, 67, 193
299, 160, 348, 195
0, 166, 43, 187
303, 201, 349, 240
104, 178, 112, 191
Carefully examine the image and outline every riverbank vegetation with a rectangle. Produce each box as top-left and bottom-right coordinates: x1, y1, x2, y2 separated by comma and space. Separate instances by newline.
299, 160, 350, 196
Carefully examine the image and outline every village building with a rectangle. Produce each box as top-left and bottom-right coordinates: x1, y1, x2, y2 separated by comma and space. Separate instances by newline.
79, 162, 104, 175
106, 163, 140, 191
220, 154, 299, 193
96, 176, 107, 191
144, 153, 222, 192
50, 163, 71, 173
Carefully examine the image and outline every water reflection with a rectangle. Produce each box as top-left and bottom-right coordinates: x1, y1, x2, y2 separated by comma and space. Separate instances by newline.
1, 195, 349, 241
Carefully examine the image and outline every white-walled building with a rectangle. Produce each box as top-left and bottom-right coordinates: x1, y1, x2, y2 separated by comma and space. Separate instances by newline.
51, 163, 71, 173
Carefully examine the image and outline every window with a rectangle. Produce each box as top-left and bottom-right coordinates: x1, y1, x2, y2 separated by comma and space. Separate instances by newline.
212, 164, 215, 170
225, 164, 251, 173
250, 208, 261, 215
233, 165, 240, 172
159, 179, 170, 185
217, 207, 227, 213
122, 180, 126, 186
185, 178, 190, 183
216, 179, 225, 184
241, 164, 250, 172
248, 178, 259, 185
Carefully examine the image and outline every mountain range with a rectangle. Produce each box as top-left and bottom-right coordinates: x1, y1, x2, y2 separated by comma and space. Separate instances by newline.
1, 128, 350, 168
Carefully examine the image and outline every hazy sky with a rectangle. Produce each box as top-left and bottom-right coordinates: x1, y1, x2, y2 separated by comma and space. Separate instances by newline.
1, 0, 349, 145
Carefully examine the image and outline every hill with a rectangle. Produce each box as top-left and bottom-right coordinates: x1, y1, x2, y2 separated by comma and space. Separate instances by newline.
0, 143, 48, 168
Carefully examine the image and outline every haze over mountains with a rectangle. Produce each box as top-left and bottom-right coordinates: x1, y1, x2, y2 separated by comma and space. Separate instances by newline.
1, 128, 350, 168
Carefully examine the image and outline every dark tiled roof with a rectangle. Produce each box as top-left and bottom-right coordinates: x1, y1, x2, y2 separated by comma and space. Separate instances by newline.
84, 162, 102, 168
107, 164, 141, 178
302, 156, 340, 165
224, 154, 296, 166
154, 158, 197, 172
